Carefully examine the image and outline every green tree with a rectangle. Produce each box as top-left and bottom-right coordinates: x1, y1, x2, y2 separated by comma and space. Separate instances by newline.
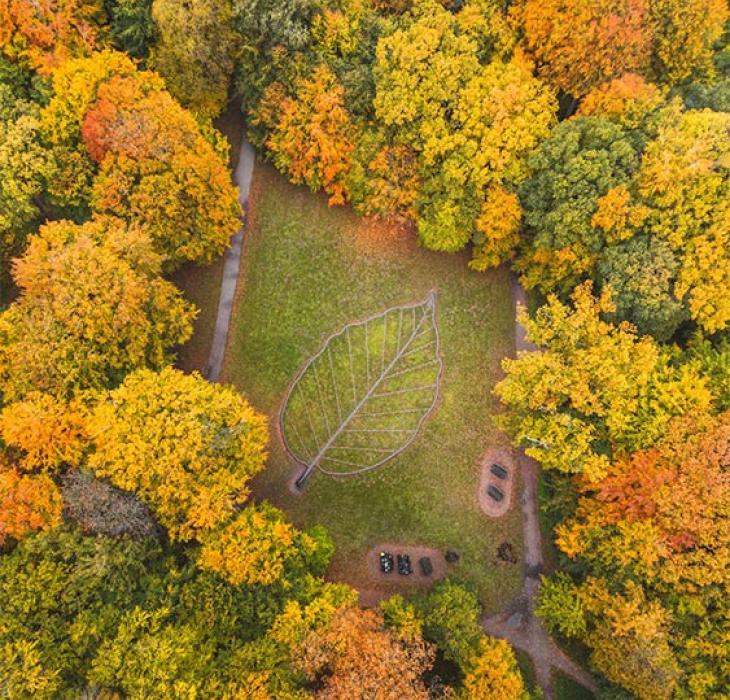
105, 0, 155, 59
517, 116, 641, 293
150, 0, 238, 118
0, 529, 164, 697
595, 235, 686, 340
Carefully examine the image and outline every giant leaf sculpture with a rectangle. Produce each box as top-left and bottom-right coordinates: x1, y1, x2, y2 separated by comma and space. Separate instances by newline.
281, 293, 443, 488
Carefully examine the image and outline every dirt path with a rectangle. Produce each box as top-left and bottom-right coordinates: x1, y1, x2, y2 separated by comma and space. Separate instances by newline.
206, 140, 255, 382
480, 274, 598, 699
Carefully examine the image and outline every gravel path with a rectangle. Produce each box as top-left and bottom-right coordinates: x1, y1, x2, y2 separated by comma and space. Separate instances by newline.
480, 274, 598, 699
206, 140, 255, 382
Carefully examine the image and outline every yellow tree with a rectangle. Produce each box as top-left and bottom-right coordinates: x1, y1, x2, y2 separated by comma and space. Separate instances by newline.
88, 367, 268, 541
633, 109, 730, 335
649, 0, 728, 84
458, 636, 528, 700
494, 283, 712, 480
373, 0, 555, 259
0, 217, 194, 401
579, 579, 681, 700
198, 503, 318, 586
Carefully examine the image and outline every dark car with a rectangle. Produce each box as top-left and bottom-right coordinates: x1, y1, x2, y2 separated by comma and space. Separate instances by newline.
397, 553, 412, 575
487, 485, 504, 502
379, 551, 394, 574
490, 463, 508, 480
418, 556, 434, 576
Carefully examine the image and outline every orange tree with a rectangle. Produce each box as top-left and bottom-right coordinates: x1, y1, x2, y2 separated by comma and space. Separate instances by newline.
41, 50, 241, 267
517, 0, 728, 97
538, 412, 730, 698
0, 0, 102, 75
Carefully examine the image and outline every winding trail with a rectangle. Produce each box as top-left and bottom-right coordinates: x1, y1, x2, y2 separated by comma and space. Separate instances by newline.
480, 274, 598, 699
206, 140, 255, 382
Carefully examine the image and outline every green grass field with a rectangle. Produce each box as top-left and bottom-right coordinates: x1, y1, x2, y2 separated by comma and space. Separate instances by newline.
222, 165, 522, 610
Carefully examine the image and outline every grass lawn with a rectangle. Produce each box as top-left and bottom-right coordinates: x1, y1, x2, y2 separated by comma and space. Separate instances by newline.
222, 164, 522, 611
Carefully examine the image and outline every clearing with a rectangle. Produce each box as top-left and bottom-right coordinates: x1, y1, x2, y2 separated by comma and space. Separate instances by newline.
220, 164, 522, 610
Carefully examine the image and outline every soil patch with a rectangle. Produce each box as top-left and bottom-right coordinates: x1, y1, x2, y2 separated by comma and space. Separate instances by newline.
365, 543, 449, 588
344, 214, 417, 258
479, 446, 514, 518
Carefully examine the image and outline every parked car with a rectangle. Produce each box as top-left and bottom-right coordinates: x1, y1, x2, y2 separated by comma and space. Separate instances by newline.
487, 485, 504, 502
418, 556, 433, 576
490, 462, 508, 479
379, 551, 394, 574
397, 553, 412, 575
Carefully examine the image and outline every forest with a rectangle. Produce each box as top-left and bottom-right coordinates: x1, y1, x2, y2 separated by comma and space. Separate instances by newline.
0, 0, 728, 698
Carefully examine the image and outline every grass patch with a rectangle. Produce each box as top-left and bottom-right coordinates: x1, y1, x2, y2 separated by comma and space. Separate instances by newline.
170, 258, 224, 374
223, 165, 522, 611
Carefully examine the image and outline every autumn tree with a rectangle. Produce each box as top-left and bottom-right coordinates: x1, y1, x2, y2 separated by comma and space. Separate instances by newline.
373, 0, 555, 261
0, 217, 194, 401
519, 105, 730, 339
459, 636, 528, 700
577, 72, 665, 129
0, 464, 62, 545
519, 0, 653, 97
0, 392, 88, 472
295, 606, 434, 699
629, 109, 730, 335
198, 503, 324, 586
494, 283, 713, 480
538, 413, 730, 698
150, 0, 238, 118
649, 0, 728, 84
88, 367, 268, 541
517, 116, 641, 293
0, 0, 102, 75
0, 95, 49, 292
41, 50, 241, 266
518, 0, 727, 96
260, 65, 357, 206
